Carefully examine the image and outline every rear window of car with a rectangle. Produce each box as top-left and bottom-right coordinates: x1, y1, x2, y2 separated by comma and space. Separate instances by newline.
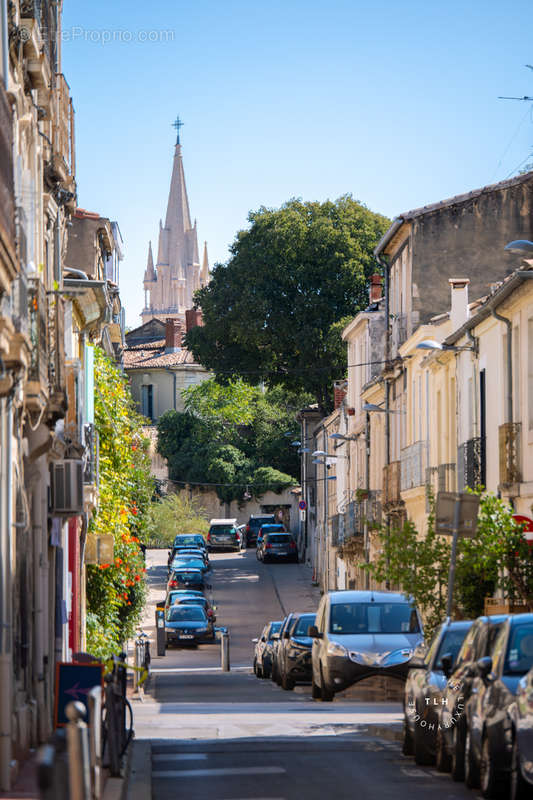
174, 535, 205, 547
172, 571, 203, 583
329, 602, 420, 634
266, 534, 291, 543
293, 615, 316, 636
210, 526, 236, 534
504, 623, 533, 674
175, 597, 208, 608
250, 517, 275, 529
167, 606, 206, 622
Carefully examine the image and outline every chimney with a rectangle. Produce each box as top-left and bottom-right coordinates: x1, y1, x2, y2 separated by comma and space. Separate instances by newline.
449, 278, 470, 331
334, 380, 347, 410
185, 308, 204, 333
165, 317, 182, 353
369, 274, 383, 303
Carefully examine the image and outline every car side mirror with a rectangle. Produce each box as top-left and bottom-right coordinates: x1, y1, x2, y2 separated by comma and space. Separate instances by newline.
308, 625, 322, 639
476, 656, 493, 682
440, 652, 453, 678
252, 638, 259, 644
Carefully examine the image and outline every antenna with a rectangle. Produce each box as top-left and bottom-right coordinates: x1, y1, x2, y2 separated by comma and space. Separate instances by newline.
498, 65, 533, 102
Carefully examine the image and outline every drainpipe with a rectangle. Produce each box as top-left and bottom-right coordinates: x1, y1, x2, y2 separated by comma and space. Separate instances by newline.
490, 309, 512, 424
0, 392, 13, 789
164, 367, 177, 411
376, 252, 391, 589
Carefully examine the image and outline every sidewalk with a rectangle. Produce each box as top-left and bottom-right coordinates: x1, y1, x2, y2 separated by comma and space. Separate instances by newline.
0, 753, 39, 800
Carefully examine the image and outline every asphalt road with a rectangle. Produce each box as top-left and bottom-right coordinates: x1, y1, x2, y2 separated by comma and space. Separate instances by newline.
132, 549, 477, 799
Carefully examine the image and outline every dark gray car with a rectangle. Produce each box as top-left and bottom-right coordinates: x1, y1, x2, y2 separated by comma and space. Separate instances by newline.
510, 662, 533, 799
310, 590, 424, 701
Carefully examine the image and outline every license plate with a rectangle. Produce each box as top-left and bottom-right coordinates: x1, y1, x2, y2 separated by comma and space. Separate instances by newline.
178, 634, 194, 639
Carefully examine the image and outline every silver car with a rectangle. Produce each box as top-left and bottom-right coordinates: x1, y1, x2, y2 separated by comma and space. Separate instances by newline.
310, 590, 424, 701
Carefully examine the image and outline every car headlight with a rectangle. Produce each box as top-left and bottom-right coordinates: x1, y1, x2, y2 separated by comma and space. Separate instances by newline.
196, 627, 208, 633
380, 648, 413, 667
327, 641, 348, 657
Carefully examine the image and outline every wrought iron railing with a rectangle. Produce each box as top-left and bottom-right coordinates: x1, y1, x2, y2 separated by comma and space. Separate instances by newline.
425, 463, 456, 510
52, 74, 76, 181
28, 277, 48, 386
457, 437, 485, 491
49, 295, 65, 394
0, 87, 15, 253
499, 422, 521, 486
400, 440, 427, 491
83, 423, 99, 486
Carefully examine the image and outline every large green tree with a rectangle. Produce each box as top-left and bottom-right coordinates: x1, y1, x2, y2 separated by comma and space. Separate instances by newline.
186, 196, 390, 412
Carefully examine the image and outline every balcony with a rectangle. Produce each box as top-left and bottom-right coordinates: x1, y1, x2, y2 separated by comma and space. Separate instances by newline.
331, 514, 344, 547
400, 440, 427, 491
499, 422, 521, 487
0, 87, 16, 292
83, 423, 99, 486
51, 74, 76, 186
26, 278, 49, 410
48, 295, 66, 416
383, 460, 402, 507
344, 502, 363, 539
457, 437, 485, 491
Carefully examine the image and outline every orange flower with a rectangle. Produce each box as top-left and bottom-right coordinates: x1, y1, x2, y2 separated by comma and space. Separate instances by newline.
134, 575, 141, 582
115, 558, 122, 566
100, 563, 110, 570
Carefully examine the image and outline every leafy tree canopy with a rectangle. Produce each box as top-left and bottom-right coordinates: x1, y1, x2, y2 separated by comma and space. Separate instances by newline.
157, 378, 310, 504
186, 196, 390, 413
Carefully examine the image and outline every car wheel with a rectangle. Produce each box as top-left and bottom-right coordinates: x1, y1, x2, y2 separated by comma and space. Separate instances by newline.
413, 716, 434, 766
311, 674, 321, 700
320, 666, 334, 702
464, 728, 480, 789
263, 665, 271, 680
480, 731, 506, 799
257, 662, 263, 679
435, 726, 452, 772
510, 734, 529, 800
281, 673, 295, 691
450, 720, 466, 781
402, 715, 414, 756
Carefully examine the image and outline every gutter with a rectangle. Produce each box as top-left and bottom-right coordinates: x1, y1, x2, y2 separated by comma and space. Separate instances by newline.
373, 217, 405, 258
491, 308, 512, 424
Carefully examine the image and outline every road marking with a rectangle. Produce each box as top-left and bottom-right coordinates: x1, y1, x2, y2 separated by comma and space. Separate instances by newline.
150, 666, 251, 674
152, 753, 208, 761
153, 766, 286, 778
400, 767, 427, 777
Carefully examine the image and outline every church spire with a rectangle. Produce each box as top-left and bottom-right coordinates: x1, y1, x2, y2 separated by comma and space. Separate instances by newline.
143, 241, 156, 282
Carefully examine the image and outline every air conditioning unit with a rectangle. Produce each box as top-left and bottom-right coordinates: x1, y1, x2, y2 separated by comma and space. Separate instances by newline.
50, 459, 84, 515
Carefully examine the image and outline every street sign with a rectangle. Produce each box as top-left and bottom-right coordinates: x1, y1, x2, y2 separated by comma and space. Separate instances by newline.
299, 509, 306, 522
54, 662, 104, 727
435, 492, 480, 537
512, 514, 533, 544
298, 500, 307, 511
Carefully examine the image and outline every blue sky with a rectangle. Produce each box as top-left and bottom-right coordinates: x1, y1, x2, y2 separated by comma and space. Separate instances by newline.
61, 0, 533, 327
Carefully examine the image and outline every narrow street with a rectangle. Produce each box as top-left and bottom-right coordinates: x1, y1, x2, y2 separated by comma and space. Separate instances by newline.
129, 550, 476, 799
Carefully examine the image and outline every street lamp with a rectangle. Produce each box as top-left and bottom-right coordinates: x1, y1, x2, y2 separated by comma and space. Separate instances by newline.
504, 239, 533, 256
330, 432, 359, 441
416, 339, 475, 353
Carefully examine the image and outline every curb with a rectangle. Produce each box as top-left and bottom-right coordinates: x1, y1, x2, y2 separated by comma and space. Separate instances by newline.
124, 740, 152, 800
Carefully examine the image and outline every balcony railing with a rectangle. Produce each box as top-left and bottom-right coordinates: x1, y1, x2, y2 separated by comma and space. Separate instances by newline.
344, 502, 363, 539
499, 422, 521, 486
83, 423, 99, 486
49, 295, 66, 402
28, 278, 48, 384
383, 460, 402, 506
457, 437, 485, 491
52, 74, 76, 183
400, 440, 427, 491
331, 514, 343, 547
0, 88, 15, 275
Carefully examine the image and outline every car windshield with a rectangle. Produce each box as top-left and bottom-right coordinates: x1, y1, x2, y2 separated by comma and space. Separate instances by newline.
435, 626, 471, 669
250, 518, 275, 529
175, 597, 207, 607
329, 602, 420, 634
211, 526, 236, 535
505, 623, 533, 674
269, 621, 282, 638
294, 615, 316, 636
167, 606, 206, 622
266, 534, 291, 543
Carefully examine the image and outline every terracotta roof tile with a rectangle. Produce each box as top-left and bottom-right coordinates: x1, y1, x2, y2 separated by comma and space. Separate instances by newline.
123, 344, 198, 369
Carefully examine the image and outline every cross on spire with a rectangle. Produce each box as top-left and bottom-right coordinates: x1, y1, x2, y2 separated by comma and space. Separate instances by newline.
172, 115, 184, 145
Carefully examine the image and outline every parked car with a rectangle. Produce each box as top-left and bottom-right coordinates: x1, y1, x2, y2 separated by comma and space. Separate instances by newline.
207, 518, 243, 552
462, 613, 533, 797
271, 614, 293, 684
165, 588, 204, 614
165, 605, 215, 646
245, 514, 276, 547
309, 590, 424, 701
256, 524, 286, 548
252, 620, 282, 678
168, 592, 217, 622
169, 554, 209, 574
436, 614, 508, 782
402, 619, 473, 765
167, 567, 208, 593
257, 531, 298, 563
509, 661, 533, 799
277, 612, 316, 690
169, 547, 209, 567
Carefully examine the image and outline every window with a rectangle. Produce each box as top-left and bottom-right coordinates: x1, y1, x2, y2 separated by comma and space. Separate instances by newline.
141, 384, 153, 420
329, 602, 420, 635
